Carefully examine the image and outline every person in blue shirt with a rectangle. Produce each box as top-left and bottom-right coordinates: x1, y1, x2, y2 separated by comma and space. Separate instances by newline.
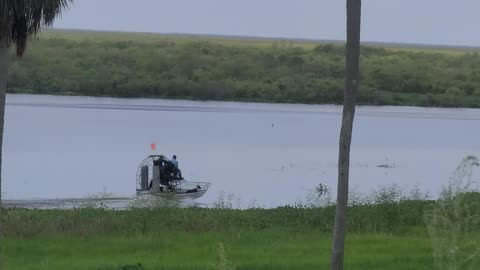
170, 155, 183, 180
171, 155, 178, 169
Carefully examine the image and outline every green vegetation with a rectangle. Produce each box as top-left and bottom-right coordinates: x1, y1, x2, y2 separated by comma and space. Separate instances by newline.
1, 201, 431, 236
3, 190, 480, 270
5, 230, 440, 270
7, 29, 480, 107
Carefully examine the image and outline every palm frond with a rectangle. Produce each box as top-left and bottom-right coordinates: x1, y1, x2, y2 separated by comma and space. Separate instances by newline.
0, 1, 15, 47
0, 0, 72, 55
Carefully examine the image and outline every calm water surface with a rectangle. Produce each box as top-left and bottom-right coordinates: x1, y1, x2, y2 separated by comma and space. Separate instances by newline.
3, 94, 480, 208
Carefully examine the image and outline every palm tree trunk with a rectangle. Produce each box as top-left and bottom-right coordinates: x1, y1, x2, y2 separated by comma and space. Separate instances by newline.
0, 45, 7, 194
0, 43, 8, 268
330, 1, 361, 270
0, 46, 7, 183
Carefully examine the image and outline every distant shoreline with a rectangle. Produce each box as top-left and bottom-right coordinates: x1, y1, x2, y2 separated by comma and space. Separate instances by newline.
7, 29, 480, 108
50, 28, 480, 51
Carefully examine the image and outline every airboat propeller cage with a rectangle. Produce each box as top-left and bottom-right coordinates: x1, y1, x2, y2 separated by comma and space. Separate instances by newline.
136, 155, 163, 192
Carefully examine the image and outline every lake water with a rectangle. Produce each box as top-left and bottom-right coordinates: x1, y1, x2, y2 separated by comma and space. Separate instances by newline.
2, 94, 480, 208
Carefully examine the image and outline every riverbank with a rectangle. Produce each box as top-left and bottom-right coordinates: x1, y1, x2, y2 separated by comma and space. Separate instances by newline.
7, 29, 480, 108
3, 192, 480, 269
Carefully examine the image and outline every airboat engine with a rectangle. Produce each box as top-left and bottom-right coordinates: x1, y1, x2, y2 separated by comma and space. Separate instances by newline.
136, 155, 162, 193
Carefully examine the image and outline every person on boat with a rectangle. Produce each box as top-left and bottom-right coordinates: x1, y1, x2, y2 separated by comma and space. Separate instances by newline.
170, 155, 183, 180
171, 155, 179, 169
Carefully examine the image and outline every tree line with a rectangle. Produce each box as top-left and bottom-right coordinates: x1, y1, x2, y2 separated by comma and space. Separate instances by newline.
6, 32, 480, 108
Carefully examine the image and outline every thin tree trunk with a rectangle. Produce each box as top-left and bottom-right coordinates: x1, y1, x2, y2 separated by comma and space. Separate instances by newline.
330, 1, 361, 270
0, 44, 8, 268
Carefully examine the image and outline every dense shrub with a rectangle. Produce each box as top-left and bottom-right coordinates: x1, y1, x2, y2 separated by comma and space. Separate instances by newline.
7, 31, 480, 107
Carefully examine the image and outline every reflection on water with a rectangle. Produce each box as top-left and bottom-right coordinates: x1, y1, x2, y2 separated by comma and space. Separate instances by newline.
2, 94, 480, 208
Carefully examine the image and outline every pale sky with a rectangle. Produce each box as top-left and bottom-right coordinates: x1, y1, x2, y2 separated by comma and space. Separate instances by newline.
53, 0, 480, 46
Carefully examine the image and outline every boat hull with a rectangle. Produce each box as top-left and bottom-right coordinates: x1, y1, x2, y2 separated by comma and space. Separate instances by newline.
136, 181, 210, 200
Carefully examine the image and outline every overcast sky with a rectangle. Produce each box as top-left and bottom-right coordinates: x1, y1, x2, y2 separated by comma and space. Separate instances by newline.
53, 0, 480, 46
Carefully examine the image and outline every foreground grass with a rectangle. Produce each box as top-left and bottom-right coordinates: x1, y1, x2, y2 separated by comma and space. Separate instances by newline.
4, 190, 480, 269
0, 205, 431, 269
5, 230, 437, 270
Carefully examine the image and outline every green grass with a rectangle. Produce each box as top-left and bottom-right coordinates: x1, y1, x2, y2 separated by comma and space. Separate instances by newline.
4, 230, 439, 270
0, 204, 431, 269
4, 191, 480, 269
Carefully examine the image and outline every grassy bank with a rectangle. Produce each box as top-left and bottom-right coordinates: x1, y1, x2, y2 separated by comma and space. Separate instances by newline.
3, 191, 480, 270
2, 201, 431, 237
6, 29, 480, 108
2, 205, 433, 270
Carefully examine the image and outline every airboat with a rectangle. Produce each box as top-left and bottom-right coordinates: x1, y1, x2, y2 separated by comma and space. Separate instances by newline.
136, 155, 210, 200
